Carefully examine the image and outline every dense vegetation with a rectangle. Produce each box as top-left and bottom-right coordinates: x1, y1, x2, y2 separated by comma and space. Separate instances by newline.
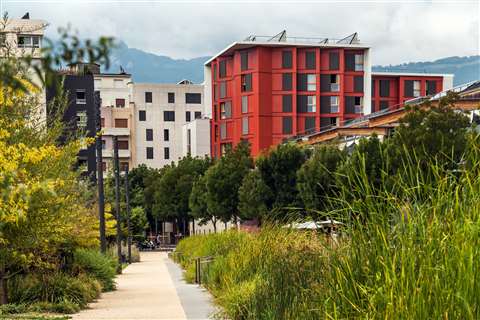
0, 14, 119, 316
173, 95, 480, 319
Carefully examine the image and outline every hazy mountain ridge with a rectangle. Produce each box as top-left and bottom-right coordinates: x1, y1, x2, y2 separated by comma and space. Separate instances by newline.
106, 42, 479, 86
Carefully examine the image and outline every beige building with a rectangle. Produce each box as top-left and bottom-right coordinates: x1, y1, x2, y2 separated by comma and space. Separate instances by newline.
0, 15, 47, 121
132, 81, 206, 168
95, 72, 136, 173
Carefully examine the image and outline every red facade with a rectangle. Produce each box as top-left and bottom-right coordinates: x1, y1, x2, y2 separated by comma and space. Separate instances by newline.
209, 44, 448, 158
371, 73, 444, 112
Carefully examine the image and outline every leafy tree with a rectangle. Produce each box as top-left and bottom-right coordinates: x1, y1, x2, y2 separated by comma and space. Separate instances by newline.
153, 156, 212, 234
189, 175, 219, 232
297, 145, 346, 213
205, 142, 253, 225
255, 143, 307, 218
237, 169, 272, 221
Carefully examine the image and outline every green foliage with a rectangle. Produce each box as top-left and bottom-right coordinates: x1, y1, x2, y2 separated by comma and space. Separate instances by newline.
8, 273, 101, 310
71, 249, 117, 291
204, 142, 253, 223
255, 143, 307, 217
237, 169, 271, 220
296, 145, 345, 213
189, 175, 212, 225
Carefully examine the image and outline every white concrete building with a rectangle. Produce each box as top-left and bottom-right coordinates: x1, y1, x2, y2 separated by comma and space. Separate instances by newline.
182, 118, 210, 158
94, 71, 136, 173
132, 81, 205, 168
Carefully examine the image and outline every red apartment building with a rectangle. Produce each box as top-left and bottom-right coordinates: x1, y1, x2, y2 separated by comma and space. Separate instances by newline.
204, 32, 453, 157
371, 72, 453, 112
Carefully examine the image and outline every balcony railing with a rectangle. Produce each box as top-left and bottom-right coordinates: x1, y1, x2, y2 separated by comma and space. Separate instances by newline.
102, 127, 130, 136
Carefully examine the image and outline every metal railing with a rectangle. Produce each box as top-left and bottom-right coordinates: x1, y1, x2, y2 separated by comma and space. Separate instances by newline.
194, 256, 216, 285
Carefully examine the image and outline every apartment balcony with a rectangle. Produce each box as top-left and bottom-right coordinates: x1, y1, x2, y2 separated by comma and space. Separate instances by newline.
101, 149, 131, 158
102, 127, 131, 136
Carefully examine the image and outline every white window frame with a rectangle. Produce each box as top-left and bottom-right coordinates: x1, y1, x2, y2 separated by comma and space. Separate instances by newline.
354, 97, 363, 114
77, 111, 87, 128
307, 74, 316, 91
242, 95, 248, 113
330, 74, 340, 92
330, 96, 339, 113
17, 35, 41, 48
307, 96, 316, 112
242, 116, 249, 135
413, 80, 421, 97
76, 89, 86, 105
355, 54, 364, 71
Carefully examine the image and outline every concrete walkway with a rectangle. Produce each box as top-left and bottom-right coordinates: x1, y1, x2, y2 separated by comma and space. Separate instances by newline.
72, 251, 216, 320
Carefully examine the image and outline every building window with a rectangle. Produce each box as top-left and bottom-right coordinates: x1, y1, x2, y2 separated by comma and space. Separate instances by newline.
186, 93, 201, 104
354, 97, 363, 113
115, 98, 125, 108
139, 110, 146, 121
242, 96, 248, 113
101, 117, 105, 127
168, 92, 175, 103
282, 51, 292, 69
163, 111, 175, 122
305, 117, 315, 133
17, 35, 41, 48
145, 92, 152, 103
305, 51, 316, 69
117, 140, 129, 150
146, 147, 154, 159
164, 129, 169, 141
0, 33, 6, 47
330, 96, 339, 113
194, 111, 202, 119
187, 129, 191, 155
76, 89, 86, 104
146, 129, 153, 141
220, 123, 227, 139
76, 111, 87, 128
220, 82, 226, 98
355, 54, 364, 71
330, 75, 340, 92
307, 74, 316, 91
219, 60, 227, 78
282, 117, 293, 134
329, 52, 339, 70
101, 139, 106, 150
380, 80, 390, 97
427, 80, 437, 96
307, 96, 316, 112
354, 76, 364, 93
220, 101, 232, 119
241, 74, 252, 92
413, 80, 421, 97
242, 117, 249, 135
220, 143, 231, 155
102, 161, 106, 172
282, 73, 292, 91
213, 64, 217, 80
240, 51, 249, 71
164, 147, 170, 160
186, 111, 191, 122
114, 118, 128, 128
282, 95, 292, 112
120, 162, 129, 172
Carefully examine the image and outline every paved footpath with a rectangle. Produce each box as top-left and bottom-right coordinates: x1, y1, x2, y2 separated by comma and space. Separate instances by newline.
72, 251, 216, 320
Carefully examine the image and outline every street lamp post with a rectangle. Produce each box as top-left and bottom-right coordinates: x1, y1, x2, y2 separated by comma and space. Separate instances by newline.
124, 165, 132, 263
94, 91, 107, 254
113, 136, 122, 273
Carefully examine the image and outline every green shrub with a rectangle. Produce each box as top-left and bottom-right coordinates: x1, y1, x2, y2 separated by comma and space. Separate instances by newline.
0, 303, 28, 315
9, 272, 101, 309
72, 248, 117, 291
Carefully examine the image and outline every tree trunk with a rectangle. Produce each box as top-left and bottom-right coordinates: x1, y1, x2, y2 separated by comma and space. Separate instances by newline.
0, 267, 8, 305
224, 221, 227, 230
212, 218, 217, 233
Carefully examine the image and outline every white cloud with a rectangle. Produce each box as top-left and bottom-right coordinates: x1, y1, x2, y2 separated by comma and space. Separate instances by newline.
3, 0, 479, 64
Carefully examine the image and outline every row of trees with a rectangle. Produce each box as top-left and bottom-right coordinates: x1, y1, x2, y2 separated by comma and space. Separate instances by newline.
128, 92, 473, 233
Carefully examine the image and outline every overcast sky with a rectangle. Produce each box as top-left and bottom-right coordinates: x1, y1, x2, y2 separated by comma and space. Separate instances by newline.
2, 0, 479, 65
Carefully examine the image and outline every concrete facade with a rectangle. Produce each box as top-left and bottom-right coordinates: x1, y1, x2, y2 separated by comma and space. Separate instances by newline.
132, 82, 205, 168
182, 118, 211, 158
95, 73, 136, 173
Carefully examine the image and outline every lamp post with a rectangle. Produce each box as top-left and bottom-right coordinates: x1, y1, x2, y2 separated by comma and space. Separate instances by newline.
124, 165, 132, 263
113, 136, 122, 273
94, 91, 106, 254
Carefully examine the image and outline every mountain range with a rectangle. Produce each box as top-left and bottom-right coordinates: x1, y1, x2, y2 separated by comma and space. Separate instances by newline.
105, 41, 479, 86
